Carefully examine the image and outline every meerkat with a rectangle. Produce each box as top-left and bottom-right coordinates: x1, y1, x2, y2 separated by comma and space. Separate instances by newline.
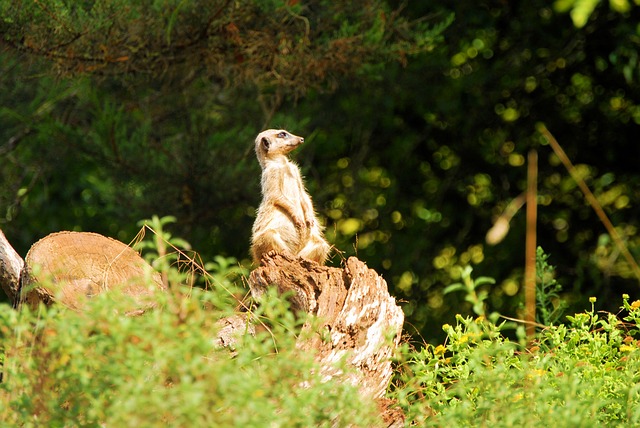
250, 129, 331, 265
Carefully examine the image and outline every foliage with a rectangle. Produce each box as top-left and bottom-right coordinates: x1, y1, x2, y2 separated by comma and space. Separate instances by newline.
392, 296, 640, 426
302, 0, 640, 338
0, 0, 449, 96
442, 247, 571, 327
536, 246, 569, 326
135, 215, 193, 263
2, 0, 640, 344
3, 221, 640, 426
133, 215, 248, 293
443, 266, 495, 317
555, 0, 637, 28
0, 252, 379, 427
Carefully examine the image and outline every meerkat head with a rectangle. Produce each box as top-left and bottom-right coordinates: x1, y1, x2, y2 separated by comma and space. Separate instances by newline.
254, 129, 304, 167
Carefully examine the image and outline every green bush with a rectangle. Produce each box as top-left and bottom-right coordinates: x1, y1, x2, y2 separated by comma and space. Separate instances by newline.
4, 226, 640, 427
392, 296, 640, 426
0, 286, 379, 427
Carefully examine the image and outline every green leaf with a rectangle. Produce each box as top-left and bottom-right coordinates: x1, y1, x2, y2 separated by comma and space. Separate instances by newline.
444, 283, 467, 294
570, 0, 600, 27
474, 276, 497, 286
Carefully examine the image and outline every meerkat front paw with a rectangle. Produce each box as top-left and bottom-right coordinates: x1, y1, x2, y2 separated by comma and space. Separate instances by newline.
293, 216, 306, 230
264, 249, 296, 261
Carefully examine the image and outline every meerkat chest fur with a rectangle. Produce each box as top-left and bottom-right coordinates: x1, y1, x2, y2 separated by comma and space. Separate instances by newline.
261, 158, 308, 214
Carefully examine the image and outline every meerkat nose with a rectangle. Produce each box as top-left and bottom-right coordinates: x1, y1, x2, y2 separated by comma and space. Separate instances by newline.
300, 138, 304, 143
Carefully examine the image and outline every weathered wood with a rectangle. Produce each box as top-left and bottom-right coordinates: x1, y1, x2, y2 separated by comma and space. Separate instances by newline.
249, 252, 404, 400
22, 231, 165, 312
0, 229, 24, 304
213, 313, 256, 351
378, 397, 406, 428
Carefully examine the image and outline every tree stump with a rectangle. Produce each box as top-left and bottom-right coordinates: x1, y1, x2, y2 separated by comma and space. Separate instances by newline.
249, 252, 405, 400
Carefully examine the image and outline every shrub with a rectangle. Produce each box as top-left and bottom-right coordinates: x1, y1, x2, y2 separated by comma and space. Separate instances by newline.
392, 296, 640, 426
0, 286, 381, 427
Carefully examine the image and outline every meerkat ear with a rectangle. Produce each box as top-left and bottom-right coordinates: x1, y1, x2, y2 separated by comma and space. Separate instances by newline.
261, 137, 270, 150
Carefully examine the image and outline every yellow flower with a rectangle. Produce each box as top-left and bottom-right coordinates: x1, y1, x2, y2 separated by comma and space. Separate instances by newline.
525, 369, 546, 380
434, 345, 447, 356
632, 300, 640, 310
620, 345, 635, 353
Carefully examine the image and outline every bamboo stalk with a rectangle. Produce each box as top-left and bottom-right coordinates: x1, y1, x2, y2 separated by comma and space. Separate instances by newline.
525, 150, 538, 340
539, 125, 640, 284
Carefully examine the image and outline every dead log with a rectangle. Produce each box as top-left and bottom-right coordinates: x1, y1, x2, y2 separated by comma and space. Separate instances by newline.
0, 230, 166, 312
20, 231, 165, 312
248, 253, 405, 401
0, 229, 24, 305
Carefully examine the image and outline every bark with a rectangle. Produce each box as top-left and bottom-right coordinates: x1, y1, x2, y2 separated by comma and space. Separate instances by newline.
213, 313, 256, 351
0, 229, 24, 305
249, 252, 405, 401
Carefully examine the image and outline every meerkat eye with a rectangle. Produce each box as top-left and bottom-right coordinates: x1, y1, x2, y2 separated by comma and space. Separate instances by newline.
277, 131, 288, 138
261, 137, 270, 149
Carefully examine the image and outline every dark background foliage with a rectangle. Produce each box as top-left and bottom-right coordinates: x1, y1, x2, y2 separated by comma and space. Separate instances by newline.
2, 0, 639, 342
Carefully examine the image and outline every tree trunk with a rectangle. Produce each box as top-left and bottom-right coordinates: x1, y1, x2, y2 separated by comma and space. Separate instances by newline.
249, 252, 405, 401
